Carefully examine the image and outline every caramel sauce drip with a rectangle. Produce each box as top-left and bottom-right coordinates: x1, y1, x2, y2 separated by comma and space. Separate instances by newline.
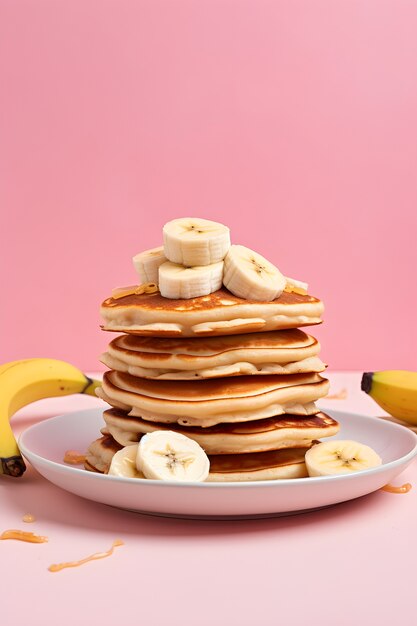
22, 513, 36, 523
381, 482, 412, 494
135, 283, 159, 295
111, 285, 139, 299
112, 283, 159, 300
284, 284, 308, 296
0, 529, 48, 543
64, 450, 87, 464
48, 539, 124, 572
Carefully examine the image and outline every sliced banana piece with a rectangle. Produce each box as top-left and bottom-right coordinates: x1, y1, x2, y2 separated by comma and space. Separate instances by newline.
305, 440, 382, 477
133, 246, 167, 284
108, 444, 145, 478
163, 217, 230, 266
223, 244, 286, 302
159, 260, 223, 299
137, 431, 210, 481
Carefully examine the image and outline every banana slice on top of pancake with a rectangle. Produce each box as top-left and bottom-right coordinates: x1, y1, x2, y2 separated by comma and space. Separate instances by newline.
133, 246, 167, 284
159, 261, 224, 299
223, 245, 287, 302
163, 217, 230, 266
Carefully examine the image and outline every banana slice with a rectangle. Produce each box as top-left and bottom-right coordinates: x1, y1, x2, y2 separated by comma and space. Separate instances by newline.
305, 440, 382, 477
159, 261, 223, 299
137, 431, 210, 481
133, 246, 167, 284
108, 444, 145, 478
223, 245, 286, 301
163, 217, 230, 266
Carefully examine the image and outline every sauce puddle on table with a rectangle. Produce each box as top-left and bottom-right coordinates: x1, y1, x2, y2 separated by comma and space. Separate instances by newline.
48, 539, 124, 572
0, 530, 48, 543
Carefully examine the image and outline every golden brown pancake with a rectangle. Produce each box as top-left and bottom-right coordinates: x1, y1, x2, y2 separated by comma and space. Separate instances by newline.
100, 329, 326, 379
102, 408, 340, 454
206, 447, 311, 481
100, 287, 324, 337
96, 371, 330, 427
84, 433, 123, 474
84, 432, 312, 481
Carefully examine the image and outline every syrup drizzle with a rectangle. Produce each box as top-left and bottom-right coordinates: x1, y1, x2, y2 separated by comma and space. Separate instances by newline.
381, 483, 412, 494
0, 530, 48, 543
48, 539, 124, 572
64, 450, 86, 464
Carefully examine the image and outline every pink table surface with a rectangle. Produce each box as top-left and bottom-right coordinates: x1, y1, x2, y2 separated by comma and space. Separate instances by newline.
1, 371, 416, 626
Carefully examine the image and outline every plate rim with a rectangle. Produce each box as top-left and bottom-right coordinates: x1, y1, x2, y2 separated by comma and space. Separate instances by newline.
18, 407, 417, 490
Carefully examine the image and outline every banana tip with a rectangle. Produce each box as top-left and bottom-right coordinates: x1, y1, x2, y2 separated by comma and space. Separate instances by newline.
82, 376, 102, 396
1, 456, 26, 478
361, 372, 374, 394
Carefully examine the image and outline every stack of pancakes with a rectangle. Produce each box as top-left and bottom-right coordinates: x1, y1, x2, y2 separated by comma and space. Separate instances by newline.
86, 287, 339, 481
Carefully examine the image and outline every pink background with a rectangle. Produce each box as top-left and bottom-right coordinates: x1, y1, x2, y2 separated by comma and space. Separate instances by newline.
1, 0, 417, 371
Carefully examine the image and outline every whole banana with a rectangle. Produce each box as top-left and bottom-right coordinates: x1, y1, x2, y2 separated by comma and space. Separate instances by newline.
361, 370, 417, 425
0, 359, 101, 478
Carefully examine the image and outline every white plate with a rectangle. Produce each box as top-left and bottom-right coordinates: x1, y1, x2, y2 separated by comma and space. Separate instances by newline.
19, 408, 417, 519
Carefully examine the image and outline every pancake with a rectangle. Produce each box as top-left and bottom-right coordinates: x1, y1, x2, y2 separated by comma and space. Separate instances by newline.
100, 287, 324, 337
84, 433, 312, 481
100, 329, 326, 380
96, 371, 330, 427
206, 448, 310, 481
102, 408, 340, 454
84, 432, 123, 474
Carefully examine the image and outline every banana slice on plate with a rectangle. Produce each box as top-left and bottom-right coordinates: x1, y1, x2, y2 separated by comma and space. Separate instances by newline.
159, 260, 223, 299
108, 444, 145, 478
305, 440, 382, 477
133, 246, 167, 284
163, 217, 230, 266
223, 244, 286, 301
137, 431, 210, 481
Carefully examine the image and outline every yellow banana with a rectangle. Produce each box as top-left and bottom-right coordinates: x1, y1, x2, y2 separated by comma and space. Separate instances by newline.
0, 359, 101, 478
361, 370, 417, 425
